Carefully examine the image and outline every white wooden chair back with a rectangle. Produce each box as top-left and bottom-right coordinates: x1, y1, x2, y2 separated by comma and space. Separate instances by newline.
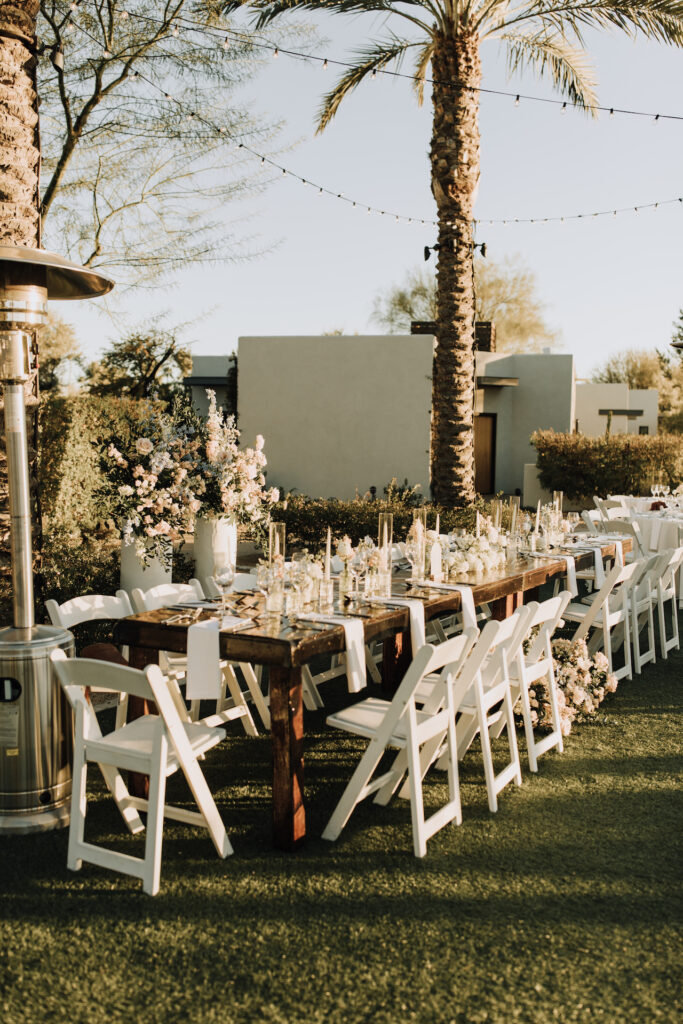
51, 649, 231, 895
595, 496, 629, 520
522, 591, 572, 667
46, 591, 133, 628
602, 518, 646, 558
570, 561, 638, 642
131, 579, 204, 614
581, 510, 603, 534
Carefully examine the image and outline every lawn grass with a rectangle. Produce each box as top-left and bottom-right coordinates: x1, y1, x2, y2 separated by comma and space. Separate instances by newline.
1, 622, 681, 1024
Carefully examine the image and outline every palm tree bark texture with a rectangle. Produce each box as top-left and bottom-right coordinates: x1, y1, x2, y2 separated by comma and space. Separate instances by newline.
0, 0, 42, 609
430, 31, 480, 507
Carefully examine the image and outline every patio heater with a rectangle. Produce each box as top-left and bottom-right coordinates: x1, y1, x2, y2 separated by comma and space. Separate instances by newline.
0, 245, 113, 834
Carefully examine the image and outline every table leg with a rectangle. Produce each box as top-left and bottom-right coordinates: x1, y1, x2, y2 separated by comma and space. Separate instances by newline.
381, 629, 412, 695
270, 664, 306, 850
490, 591, 523, 620
126, 645, 159, 799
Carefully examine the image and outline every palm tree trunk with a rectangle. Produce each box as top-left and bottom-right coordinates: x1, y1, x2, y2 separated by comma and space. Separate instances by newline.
429, 31, 481, 507
0, 1, 42, 611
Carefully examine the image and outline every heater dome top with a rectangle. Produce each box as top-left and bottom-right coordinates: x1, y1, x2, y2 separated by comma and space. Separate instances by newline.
0, 246, 114, 301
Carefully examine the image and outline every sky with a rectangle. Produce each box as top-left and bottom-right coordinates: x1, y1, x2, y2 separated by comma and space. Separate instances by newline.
55, 14, 683, 379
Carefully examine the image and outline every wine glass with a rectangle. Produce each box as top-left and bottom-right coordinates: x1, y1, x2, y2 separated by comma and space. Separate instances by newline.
405, 537, 423, 583
567, 511, 580, 536
214, 563, 235, 619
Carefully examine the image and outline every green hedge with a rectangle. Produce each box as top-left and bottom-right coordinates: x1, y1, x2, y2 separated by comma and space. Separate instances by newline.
531, 430, 683, 502
40, 395, 159, 535
272, 493, 504, 550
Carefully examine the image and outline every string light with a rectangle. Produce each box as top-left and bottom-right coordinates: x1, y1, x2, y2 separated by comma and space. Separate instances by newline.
53, 4, 683, 230
65, 0, 683, 123
515, 95, 520, 107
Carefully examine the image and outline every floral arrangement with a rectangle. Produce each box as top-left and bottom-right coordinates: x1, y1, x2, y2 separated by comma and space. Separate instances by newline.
195, 390, 279, 533
528, 636, 618, 737
445, 523, 507, 577
335, 535, 355, 563
104, 403, 201, 567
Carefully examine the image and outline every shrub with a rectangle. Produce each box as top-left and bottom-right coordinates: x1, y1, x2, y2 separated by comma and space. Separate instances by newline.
531, 430, 683, 502
40, 395, 159, 536
273, 493, 502, 550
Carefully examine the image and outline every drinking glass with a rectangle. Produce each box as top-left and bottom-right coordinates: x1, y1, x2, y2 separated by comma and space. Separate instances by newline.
405, 538, 423, 583
214, 563, 235, 619
377, 512, 393, 571
567, 511, 580, 534
553, 491, 563, 514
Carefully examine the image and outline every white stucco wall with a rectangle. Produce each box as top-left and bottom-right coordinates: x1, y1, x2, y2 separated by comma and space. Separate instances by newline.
476, 351, 575, 495
574, 383, 659, 436
237, 335, 433, 499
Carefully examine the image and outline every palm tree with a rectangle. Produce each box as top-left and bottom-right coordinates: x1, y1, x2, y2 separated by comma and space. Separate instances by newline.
221, 0, 683, 505
0, 1, 41, 247
0, 1, 41, 593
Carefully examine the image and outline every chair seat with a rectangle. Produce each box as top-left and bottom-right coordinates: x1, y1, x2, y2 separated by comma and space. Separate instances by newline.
327, 696, 436, 746
85, 716, 226, 773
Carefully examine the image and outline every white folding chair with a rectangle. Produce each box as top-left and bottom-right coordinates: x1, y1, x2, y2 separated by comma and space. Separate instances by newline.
594, 496, 630, 521
630, 553, 663, 674
322, 631, 477, 857
507, 593, 571, 772
601, 519, 647, 561
51, 650, 232, 896
563, 561, 640, 681
46, 591, 134, 728
444, 610, 530, 812
131, 581, 269, 732
581, 510, 604, 535
655, 546, 683, 658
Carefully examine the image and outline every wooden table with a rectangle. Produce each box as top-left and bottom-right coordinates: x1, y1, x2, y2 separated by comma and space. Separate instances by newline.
115, 541, 628, 851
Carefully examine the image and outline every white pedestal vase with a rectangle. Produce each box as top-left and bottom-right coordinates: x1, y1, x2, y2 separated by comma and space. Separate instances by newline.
193, 516, 238, 588
120, 534, 172, 593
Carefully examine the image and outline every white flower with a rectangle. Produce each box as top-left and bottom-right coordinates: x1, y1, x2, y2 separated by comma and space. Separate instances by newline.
255, 434, 265, 451
135, 438, 154, 455
118, 484, 134, 497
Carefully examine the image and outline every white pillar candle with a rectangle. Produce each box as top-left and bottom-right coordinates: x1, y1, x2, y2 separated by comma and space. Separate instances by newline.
324, 526, 331, 579
435, 512, 440, 536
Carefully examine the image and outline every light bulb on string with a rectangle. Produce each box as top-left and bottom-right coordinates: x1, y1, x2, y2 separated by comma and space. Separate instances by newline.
322, 59, 328, 70
515, 95, 520, 107
561, 103, 567, 114
654, 114, 660, 122
223, 37, 229, 49
273, 47, 279, 58
371, 68, 377, 79
609, 108, 615, 117
172, 25, 179, 37
119, 8, 128, 17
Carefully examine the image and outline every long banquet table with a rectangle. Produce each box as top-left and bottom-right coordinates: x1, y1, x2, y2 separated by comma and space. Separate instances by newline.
114, 540, 629, 851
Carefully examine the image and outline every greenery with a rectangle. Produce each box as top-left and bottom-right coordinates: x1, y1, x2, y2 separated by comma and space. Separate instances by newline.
36, 0, 279, 282
591, 342, 683, 433
40, 394, 159, 537
371, 258, 560, 352
273, 492, 503, 549
82, 320, 193, 401
531, 430, 683, 502
1, 619, 680, 1023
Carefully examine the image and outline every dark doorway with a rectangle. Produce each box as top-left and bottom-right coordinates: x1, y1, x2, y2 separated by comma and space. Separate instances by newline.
474, 414, 496, 494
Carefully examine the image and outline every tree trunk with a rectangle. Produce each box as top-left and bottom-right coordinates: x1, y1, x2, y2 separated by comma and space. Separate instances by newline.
0, 1, 42, 612
429, 31, 481, 507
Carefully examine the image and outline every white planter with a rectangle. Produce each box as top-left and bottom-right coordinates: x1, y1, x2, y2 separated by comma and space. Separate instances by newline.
120, 534, 172, 593
193, 516, 238, 587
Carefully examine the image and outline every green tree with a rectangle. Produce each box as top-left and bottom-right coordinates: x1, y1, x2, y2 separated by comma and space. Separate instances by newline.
36, 0, 277, 283
372, 258, 560, 352
83, 321, 192, 401
220, 0, 683, 505
591, 343, 683, 434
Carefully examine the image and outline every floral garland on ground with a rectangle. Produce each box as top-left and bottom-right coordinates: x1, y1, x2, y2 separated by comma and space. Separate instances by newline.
527, 636, 618, 737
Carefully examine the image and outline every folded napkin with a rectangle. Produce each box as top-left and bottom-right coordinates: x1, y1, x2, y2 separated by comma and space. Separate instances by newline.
411, 582, 478, 631
368, 597, 426, 654
186, 616, 254, 700
186, 619, 221, 700
521, 551, 578, 596
297, 614, 366, 693
570, 545, 606, 588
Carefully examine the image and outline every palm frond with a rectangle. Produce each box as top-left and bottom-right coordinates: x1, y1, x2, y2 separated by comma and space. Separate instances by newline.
413, 40, 436, 105
315, 39, 417, 133
501, 30, 599, 114
491, 1, 683, 47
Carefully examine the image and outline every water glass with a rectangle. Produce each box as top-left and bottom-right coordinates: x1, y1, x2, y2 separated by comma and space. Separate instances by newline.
214, 563, 235, 618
